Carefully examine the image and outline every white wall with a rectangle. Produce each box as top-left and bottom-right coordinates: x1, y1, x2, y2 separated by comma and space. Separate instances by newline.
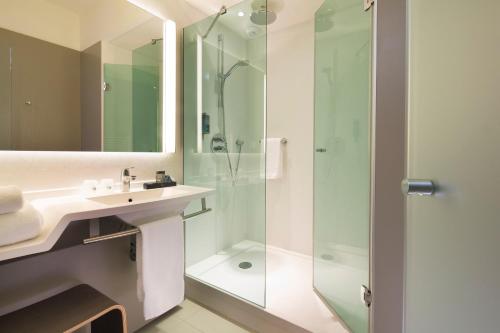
0, 0, 80, 50
266, 20, 315, 256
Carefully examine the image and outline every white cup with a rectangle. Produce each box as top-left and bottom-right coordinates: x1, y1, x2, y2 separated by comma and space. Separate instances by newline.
99, 179, 114, 193
81, 180, 99, 195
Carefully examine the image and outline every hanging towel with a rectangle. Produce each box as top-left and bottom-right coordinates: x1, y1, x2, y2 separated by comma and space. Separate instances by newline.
0, 186, 24, 215
262, 138, 284, 180
0, 203, 43, 246
136, 215, 184, 320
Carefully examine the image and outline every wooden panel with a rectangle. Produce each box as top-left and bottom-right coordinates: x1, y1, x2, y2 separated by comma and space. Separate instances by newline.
0, 284, 127, 333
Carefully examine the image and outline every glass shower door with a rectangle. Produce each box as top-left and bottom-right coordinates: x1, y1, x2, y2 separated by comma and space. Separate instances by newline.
183, 0, 267, 307
313, 1, 372, 332
103, 61, 161, 152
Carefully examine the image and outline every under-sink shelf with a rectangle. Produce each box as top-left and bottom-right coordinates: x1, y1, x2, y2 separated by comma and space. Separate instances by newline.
0, 284, 127, 333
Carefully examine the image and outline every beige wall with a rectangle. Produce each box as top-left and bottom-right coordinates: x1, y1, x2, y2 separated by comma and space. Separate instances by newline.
266, 20, 315, 256
0, 0, 80, 50
0, 27, 82, 151
79, 0, 153, 51
81, 42, 102, 151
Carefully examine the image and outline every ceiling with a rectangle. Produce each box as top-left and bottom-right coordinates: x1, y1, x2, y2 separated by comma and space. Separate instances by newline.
185, 0, 325, 35
46, 0, 102, 16
111, 17, 164, 51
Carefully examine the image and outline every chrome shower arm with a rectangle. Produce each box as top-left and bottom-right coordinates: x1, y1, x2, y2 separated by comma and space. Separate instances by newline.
202, 6, 227, 39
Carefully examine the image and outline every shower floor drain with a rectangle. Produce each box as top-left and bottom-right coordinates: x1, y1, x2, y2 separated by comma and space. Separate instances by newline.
238, 262, 252, 269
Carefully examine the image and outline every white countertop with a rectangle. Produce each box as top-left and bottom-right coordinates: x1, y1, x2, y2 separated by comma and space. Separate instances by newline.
0, 185, 214, 262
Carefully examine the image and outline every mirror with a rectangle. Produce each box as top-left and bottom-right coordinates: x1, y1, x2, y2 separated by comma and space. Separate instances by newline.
0, 0, 173, 152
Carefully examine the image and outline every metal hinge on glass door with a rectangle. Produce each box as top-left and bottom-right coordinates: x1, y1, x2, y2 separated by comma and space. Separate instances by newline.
364, 0, 374, 11
361, 285, 372, 307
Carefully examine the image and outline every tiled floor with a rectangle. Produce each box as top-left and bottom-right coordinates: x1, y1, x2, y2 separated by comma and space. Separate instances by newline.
138, 299, 250, 333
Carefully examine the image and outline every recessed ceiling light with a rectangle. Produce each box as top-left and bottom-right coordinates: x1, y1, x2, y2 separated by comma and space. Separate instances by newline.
238, 11, 245, 17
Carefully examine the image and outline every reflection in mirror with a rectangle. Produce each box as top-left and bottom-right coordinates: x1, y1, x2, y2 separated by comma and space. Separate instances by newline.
0, 0, 170, 152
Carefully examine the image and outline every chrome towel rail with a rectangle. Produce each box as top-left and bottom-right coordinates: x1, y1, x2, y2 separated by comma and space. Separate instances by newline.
182, 197, 212, 221
83, 197, 212, 244
83, 228, 140, 245
259, 138, 287, 144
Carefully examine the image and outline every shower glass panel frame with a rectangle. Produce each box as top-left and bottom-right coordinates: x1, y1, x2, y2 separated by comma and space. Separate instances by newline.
313, 0, 373, 332
183, 1, 267, 307
0, 46, 12, 150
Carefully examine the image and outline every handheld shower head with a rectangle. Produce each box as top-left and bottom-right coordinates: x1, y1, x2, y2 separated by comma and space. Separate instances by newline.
222, 60, 250, 80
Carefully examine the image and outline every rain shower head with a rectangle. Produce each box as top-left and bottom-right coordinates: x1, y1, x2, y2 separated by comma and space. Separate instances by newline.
250, 0, 277, 26
250, 7, 277, 25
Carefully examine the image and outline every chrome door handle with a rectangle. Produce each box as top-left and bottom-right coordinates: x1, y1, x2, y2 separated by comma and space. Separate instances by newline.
401, 179, 436, 196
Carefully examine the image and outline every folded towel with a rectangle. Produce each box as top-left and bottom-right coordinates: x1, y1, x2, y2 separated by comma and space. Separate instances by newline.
0, 186, 24, 215
0, 203, 43, 247
136, 215, 184, 320
261, 138, 284, 180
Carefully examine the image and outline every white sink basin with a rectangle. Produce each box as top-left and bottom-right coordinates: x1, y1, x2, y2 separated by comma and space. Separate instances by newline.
87, 187, 188, 206
0, 185, 213, 262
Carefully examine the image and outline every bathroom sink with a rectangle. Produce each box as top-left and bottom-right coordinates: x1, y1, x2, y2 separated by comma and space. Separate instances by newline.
0, 185, 213, 262
86, 187, 188, 206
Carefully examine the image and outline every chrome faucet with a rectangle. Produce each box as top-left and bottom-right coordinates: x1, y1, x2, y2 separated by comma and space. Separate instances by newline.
121, 167, 136, 192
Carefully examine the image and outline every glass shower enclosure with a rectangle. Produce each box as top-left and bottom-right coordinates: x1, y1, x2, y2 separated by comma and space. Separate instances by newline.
183, 1, 267, 306
103, 41, 163, 152
313, 1, 372, 332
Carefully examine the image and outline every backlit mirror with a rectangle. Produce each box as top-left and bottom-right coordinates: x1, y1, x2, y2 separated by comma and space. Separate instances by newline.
0, 0, 175, 152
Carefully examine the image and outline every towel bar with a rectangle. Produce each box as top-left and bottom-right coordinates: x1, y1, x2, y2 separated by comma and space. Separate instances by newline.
259, 138, 287, 144
83, 198, 212, 244
181, 197, 212, 221
83, 228, 140, 245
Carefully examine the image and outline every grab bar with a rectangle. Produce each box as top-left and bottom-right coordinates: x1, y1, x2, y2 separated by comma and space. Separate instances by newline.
83, 198, 212, 244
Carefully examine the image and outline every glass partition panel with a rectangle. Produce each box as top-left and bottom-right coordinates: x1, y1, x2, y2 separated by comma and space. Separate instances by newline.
313, 0, 372, 332
103, 48, 162, 153
183, 1, 267, 306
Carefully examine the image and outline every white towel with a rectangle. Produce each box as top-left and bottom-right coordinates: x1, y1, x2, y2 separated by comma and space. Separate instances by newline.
136, 215, 184, 320
0, 203, 43, 246
262, 138, 284, 180
0, 186, 24, 215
